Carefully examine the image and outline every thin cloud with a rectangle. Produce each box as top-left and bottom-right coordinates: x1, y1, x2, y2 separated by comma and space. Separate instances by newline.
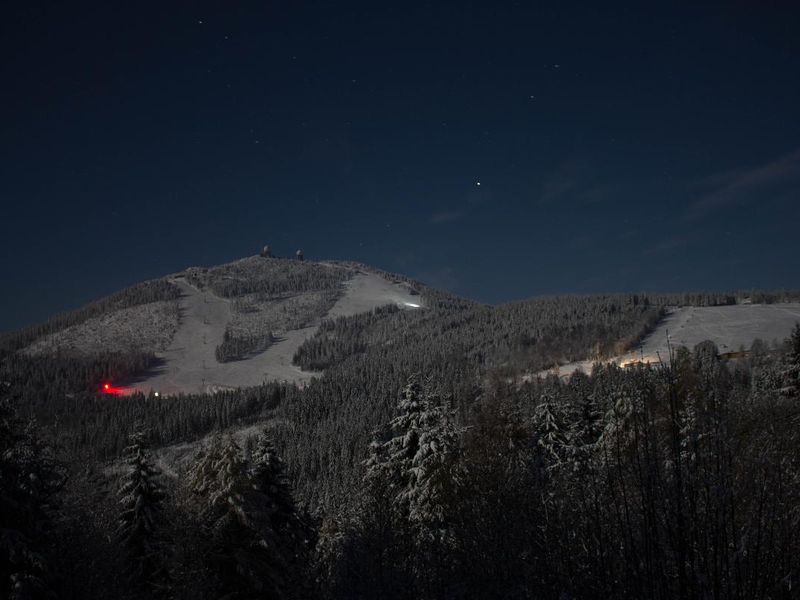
646, 234, 691, 256
429, 210, 465, 225
539, 160, 630, 206
540, 161, 586, 205
686, 148, 800, 221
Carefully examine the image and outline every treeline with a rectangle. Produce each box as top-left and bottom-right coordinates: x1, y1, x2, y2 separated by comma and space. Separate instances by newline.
294, 293, 666, 376
224, 288, 341, 362
2, 350, 159, 407
0, 384, 67, 598
293, 285, 800, 381
312, 331, 800, 599
185, 256, 351, 298
0, 387, 310, 600
276, 292, 669, 509
5, 259, 800, 598
292, 304, 395, 370
214, 327, 274, 363
4, 326, 800, 599
642, 289, 800, 307
0, 350, 289, 461
0, 279, 180, 352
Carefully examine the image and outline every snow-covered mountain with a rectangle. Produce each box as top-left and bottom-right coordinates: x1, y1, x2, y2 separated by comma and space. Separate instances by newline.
18, 256, 425, 394
9, 254, 800, 395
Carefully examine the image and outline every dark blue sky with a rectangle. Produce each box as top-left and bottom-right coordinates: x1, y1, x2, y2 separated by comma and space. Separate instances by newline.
2, 1, 799, 332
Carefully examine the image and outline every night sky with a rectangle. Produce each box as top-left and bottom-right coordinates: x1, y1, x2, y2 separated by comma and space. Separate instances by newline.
2, 2, 799, 332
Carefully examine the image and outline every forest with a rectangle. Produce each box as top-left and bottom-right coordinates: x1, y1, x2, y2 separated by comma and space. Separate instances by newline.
2, 276, 800, 599
5, 0, 799, 596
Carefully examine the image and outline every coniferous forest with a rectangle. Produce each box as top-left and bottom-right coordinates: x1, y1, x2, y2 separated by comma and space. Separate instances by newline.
2, 274, 800, 599
5, 0, 800, 597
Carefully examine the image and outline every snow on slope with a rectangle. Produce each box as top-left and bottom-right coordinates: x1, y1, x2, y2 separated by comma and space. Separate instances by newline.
127, 270, 422, 395
326, 269, 422, 317
24, 301, 180, 356
540, 303, 800, 378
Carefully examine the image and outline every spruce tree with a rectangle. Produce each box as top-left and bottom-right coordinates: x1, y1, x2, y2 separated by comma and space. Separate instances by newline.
116, 424, 168, 592
186, 434, 224, 500
202, 435, 261, 597
249, 432, 311, 596
780, 322, 800, 398
532, 386, 567, 469
188, 433, 306, 599
365, 379, 462, 530
250, 435, 296, 529
360, 379, 464, 597
0, 385, 63, 600
403, 400, 461, 531
567, 391, 602, 474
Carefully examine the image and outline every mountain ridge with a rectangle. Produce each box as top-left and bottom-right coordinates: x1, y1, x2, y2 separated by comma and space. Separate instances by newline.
4, 254, 800, 396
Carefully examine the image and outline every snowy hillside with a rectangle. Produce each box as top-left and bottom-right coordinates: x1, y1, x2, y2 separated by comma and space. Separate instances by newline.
14, 255, 424, 394
541, 302, 800, 378
129, 269, 422, 395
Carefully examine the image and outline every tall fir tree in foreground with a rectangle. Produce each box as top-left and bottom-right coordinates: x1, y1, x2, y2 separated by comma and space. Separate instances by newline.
185, 433, 308, 600
365, 378, 462, 531
362, 378, 463, 597
116, 424, 168, 594
0, 384, 64, 600
249, 432, 311, 597
532, 385, 567, 469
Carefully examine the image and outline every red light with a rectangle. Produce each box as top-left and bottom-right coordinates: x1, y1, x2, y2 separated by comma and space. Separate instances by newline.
103, 383, 110, 391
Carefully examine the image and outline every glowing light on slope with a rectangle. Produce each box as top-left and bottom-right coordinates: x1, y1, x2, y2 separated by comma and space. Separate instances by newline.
403, 302, 421, 308
101, 382, 124, 395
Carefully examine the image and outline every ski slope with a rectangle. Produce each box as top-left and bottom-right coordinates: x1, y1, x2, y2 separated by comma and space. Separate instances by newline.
541, 303, 800, 378
126, 271, 422, 395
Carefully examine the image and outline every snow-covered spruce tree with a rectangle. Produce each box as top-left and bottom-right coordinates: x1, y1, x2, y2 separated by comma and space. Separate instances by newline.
365, 378, 463, 532
186, 434, 225, 500
187, 433, 307, 599
356, 420, 409, 598
531, 385, 567, 470
0, 385, 64, 600
202, 435, 261, 597
362, 378, 463, 596
116, 424, 168, 593
748, 338, 783, 402
312, 514, 350, 600
248, 431, 311, 595
403, 404, 462, 534
249, 434, 296, 531
566, 387, 603, 473
780, 322, 800, 398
